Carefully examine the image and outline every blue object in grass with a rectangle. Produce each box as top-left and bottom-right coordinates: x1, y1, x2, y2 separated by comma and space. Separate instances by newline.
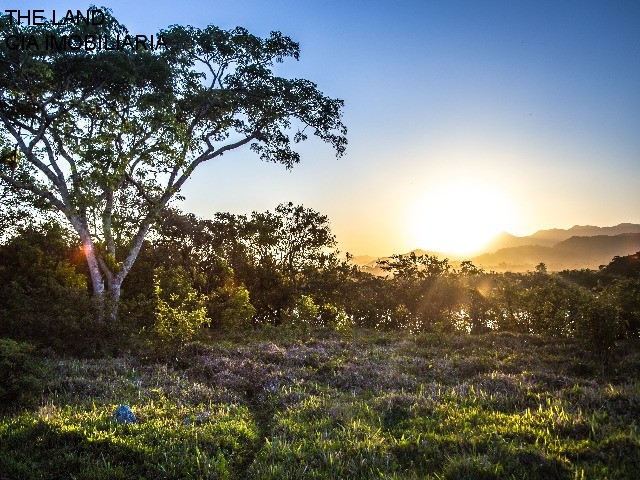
113, 405, 137, 424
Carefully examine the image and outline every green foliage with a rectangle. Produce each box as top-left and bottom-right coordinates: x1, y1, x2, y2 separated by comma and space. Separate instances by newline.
0, 338, 47, 409
214, 284, 257, 329
238, 203, 341, 324
378, 251, 451, 279
132, 204, 345, 326
335, 251, 640, 358
576, 287, 624, 357
0, 11, 346, 325
614, 278, 640, 336
3, 207, 639, 356
600, 251, 640, 278
319, 303, 354, 334
0, 224, 97, 354
535, 262, 548, 274
290, 294, 320, 326
0, 176, 35, 241
153, 267, 209, 351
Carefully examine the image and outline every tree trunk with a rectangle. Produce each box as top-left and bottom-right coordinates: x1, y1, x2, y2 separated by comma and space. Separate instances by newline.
84, 245, 105, 296
106, 280, 122, 326
68, 214, 109, 327
87, 280, 123, 354
73, 212, 152, 336
80, 242, 110, 336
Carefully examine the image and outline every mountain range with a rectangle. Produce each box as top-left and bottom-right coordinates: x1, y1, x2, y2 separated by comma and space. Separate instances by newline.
351, 223, 640, 273
484, 223, 640, 251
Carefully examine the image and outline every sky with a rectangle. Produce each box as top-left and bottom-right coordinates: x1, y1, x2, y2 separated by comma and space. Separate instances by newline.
9, 0, 640, 256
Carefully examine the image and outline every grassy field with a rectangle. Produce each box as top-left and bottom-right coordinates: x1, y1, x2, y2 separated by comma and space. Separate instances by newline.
1, 329, 639, 479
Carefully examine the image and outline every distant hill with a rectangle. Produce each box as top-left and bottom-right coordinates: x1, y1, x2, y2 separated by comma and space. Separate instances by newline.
484, 223, 640, 252
349, 223, 640, 274
601, 251, 640, 277
528, 223, 640, 245
473, 233, 640, 272
484, 232, 544, 252
349, 255, 378, 268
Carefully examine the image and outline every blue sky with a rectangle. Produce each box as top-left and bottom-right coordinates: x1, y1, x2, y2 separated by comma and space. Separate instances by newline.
9, 0, 640, 254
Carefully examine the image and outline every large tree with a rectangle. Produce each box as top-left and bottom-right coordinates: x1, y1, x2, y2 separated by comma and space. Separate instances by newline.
0, 9, 346, 323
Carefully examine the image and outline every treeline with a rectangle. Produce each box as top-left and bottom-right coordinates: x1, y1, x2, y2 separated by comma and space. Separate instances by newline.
0, 204, 639, 356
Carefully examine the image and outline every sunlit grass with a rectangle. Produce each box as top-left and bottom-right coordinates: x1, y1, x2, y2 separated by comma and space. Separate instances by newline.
1, 401, 257, 479
1, 330, 639, 479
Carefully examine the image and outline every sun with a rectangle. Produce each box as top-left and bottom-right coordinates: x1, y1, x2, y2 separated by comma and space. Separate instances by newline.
409, 180, 516, 256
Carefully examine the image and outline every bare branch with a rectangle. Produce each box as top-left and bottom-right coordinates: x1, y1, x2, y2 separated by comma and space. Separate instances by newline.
167, 132, 258, 198
102, 189, 116, 257
0, 172, 68, 213
125, 173, 159, 206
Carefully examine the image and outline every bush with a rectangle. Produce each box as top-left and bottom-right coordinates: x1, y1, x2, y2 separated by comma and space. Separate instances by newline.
290, 295, 319, 327
319, 303, 354, 334
211, 284, 256, 329
152, 266, 210, 354
577, 289, 624, 358
0, 224, 96, 355
0, 338, 47, 409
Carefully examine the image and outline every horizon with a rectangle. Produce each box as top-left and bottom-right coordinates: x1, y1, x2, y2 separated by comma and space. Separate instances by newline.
11, 1, 640, 256
356, 221, 640, 259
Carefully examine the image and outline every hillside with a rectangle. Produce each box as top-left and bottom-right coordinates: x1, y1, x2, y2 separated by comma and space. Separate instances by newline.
483, 232, 541, 252
352, 224, 640, 273
474, 233, 640, 272
484, 223, 640, 252
529, 223, 640, 246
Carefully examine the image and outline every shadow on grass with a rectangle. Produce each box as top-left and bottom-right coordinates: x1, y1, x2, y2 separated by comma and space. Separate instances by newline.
0, 415, 242, 480
1, 419, 147, 479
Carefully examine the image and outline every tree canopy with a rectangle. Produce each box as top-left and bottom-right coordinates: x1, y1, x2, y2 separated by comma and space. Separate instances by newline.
0, 9, 346, 322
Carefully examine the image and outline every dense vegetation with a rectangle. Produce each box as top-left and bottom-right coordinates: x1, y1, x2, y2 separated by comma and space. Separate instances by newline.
1, 206, 638, 356
0, 12, 347, 325
1, 207, 639, 478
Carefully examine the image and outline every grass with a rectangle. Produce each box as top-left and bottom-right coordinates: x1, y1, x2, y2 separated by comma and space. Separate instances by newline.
1, 329, 639, 479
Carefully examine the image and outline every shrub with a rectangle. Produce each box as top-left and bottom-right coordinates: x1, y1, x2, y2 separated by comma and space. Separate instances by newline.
577, 289, 624, 359
212, 284, 256, 329
152, 267, 209, 353
319, 303, 354, 334
0, 338, 47, 409
290, 295, 319, 327
0, 224, 96, 354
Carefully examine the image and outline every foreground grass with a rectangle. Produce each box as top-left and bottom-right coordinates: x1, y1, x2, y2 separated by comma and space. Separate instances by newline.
1, 330, 639, 479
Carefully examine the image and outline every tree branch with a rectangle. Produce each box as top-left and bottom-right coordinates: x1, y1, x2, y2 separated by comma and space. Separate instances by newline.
0, 172, 68, 213
125, 173, 159, 206
174, 132, 258, 191
102, 188, 115, 257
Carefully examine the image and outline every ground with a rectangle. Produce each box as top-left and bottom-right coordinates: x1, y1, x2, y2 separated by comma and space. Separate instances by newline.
1, 329, 639, 479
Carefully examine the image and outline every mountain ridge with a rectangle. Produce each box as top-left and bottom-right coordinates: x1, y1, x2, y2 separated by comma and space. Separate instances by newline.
349, 223, 640, 273
473, 233, 640, 272
485, 223, 640, 252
